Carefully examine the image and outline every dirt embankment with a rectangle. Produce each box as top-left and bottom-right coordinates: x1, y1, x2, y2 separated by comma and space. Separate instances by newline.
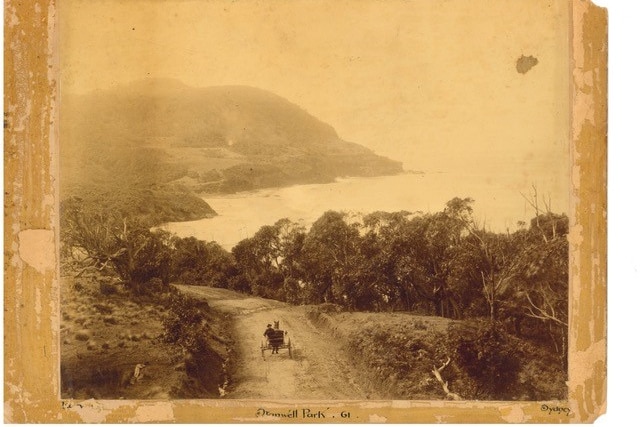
306, 307, 568, 401
60, 276, 232, 399
305, 307, 456, 400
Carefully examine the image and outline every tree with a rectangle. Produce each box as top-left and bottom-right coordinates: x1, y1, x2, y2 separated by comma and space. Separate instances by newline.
360, 211, 416, 311
453, 229, 520, 321
300, 211, 362, 306
413, 198, 475, 318
170, 236, 234, 287
511, 232, 569, 356
232, 234, 281, 298
355, 200, 475, 315
366, 211, 437, 312
270, 219, 307, 303
508, 188, 569, 357
520, 185, 567, 243
61, 197, 172, 291
230, 218, 306, 301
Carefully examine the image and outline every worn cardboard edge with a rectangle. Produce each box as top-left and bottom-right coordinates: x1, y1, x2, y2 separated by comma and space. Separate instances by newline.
3, 0, 607, 423
567, 0, 608, 423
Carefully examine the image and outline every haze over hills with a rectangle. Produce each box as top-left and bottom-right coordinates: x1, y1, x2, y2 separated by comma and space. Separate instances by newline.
61, 79, 402, 222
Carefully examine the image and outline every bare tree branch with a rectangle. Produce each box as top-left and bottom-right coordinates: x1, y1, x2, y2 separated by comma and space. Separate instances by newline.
524, 291, 568, 326
520, 185, 549, 243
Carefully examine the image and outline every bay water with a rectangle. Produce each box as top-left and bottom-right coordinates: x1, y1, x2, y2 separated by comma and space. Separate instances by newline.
162, 173, 564, 250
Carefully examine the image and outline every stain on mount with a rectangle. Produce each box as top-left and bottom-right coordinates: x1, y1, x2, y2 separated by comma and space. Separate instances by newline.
516, 55, 539, 74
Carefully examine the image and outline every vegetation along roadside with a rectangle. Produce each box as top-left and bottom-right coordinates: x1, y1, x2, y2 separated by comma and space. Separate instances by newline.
61, 192, 567, 400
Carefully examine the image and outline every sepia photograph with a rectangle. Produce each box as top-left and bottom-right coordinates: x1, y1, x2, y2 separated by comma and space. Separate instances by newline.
60, 0, 569, 400
58, 0, 571, 402
4, 0, 607, 423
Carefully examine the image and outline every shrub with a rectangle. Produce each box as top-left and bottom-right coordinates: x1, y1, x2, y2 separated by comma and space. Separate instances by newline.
131, 277, 166, 296
226, 273, 251, 293
450, 321, 521, 400
100, 281, 118, 296
347, 324, 453, 399
75, 330, 91, 341
162, 293, 211, 354
99, 281, 118, 295
93, 303, 114, 314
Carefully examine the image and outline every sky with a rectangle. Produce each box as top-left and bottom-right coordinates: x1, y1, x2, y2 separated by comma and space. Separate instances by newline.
59, 0, 571, 213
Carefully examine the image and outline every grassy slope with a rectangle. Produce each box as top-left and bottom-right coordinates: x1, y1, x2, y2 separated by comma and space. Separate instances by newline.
306, 306, 567, 401
60, 275, 232, 399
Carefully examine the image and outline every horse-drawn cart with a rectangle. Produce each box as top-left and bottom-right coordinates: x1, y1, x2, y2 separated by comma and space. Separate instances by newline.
261, 322, 292, 358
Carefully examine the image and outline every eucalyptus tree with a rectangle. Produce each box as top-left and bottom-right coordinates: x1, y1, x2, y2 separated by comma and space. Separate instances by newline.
170, 236, 234, 288
299, 211, 362, 306
231, 218, 306, 301
61, 197, 172, 291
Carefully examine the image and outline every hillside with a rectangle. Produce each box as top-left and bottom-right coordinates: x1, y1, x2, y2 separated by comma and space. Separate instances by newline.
61, 79, 403, 220
60, 276, 233, 399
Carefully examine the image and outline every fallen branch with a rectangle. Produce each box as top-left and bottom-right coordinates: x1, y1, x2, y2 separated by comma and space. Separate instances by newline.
431, 357, 462, 400
130, 363, 146, 384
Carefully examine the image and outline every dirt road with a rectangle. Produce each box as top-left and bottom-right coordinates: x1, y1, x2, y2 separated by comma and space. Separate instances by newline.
177, 285, 369, 400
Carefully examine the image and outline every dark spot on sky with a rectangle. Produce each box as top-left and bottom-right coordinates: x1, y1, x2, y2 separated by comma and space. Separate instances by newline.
516, 55, 539, 74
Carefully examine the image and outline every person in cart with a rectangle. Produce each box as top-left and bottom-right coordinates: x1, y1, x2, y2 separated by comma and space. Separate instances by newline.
263, 323, 279, 354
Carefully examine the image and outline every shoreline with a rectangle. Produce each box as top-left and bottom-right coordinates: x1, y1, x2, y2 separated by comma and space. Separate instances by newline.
193, 170, 417, 201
